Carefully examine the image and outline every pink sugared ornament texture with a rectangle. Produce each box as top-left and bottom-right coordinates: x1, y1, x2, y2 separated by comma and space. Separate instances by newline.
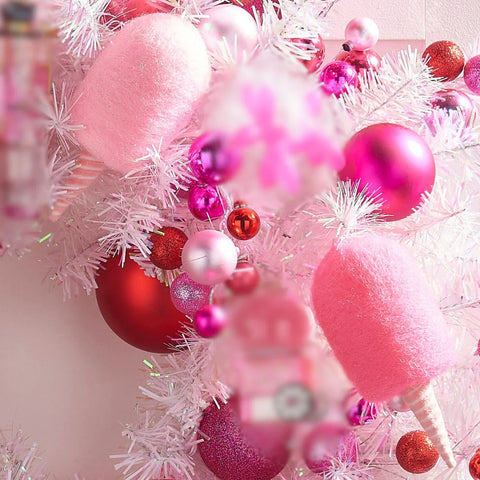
340, 123, 435, 221
71, 13, 212, 174
311, 234, 455, 402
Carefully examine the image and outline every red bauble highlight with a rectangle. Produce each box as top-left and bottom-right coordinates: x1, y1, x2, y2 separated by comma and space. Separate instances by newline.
422, 41, 465, 81
95, 254, 188, 353
227, 206, 261, 240
149, 226, 188, 270
395, 430, 439, 474
469, 449, 480, 479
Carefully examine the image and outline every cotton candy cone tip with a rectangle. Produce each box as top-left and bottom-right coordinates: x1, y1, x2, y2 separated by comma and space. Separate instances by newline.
403, 382, 456, 468
70, 13, 212, 174
311, 234, 455, 402
50, 153, 104, 222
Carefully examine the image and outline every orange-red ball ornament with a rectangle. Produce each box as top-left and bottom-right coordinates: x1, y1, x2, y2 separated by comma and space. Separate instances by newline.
227, 203, 261, 241
149, 226, 188, 270
395, 431, 439, 474
422, 41, 465, 81
469, 449, 480, 479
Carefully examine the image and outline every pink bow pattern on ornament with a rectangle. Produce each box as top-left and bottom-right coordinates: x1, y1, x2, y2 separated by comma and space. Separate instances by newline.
230, 85, 345, 194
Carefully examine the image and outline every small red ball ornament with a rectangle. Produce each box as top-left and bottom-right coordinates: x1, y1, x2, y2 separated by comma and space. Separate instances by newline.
225, 261, 260, 294
395, 431, 439, 474
106, 0, 165, 22
149, 227, 188, 270
422, 41, 465, 81
469, 449, 480, 479
95, 253, 188, 353
227, 203, 261, 240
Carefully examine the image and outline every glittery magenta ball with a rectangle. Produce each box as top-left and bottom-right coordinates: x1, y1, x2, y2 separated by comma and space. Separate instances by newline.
340, 123, 435, 221
336, 49, 381, 75
320, 61, 358, 97
464, 55, 480, 95
198, 398, 291, 480
469, 448, 480, 479
225, 261, 260, 294
302, 423, 358, 474
149, 227, 188, 270
422, 41, 465, 81
395, 430, 439, 474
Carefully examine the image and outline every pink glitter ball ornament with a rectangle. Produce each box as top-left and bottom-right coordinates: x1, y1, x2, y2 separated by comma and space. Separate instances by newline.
319, 61, 358, 97
169, 273, 211, 316
302, 423, 358, 474
464, 55, 480, 95
340, 123, 435, 221
198, 397, 291, 480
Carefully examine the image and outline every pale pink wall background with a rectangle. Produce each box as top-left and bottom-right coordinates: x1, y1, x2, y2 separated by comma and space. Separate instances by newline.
0, 0, 478, 478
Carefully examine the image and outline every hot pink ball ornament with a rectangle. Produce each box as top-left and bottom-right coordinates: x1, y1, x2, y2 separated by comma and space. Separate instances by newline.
197, 5, 259, 62
311, 234, 456, 467
193, 304, 227, 338
319, 61, 358, 97
294, 36, 326, 73
188, 183, 226, 221
336, 48, 381, 75
170, 273, 211, 316
343, 17, 379, 52
339, 123, 436, 221
50, 14, 212, 221
182, 230, 238, 285
302, 423, 358, 474
189, 132, 241, 185
198, 397, 291, 480
464, 55, 480, 95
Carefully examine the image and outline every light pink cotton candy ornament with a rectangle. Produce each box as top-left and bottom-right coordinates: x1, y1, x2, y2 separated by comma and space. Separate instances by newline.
50, 13, 212, 221
311, 235, 456, 468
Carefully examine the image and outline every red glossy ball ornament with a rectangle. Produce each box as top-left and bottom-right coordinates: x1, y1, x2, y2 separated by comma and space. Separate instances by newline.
340, 123, 435, 221
225, 261, 260, 294
198, 397, 291, 480
469, 448, 480, 479
336, 48, 381, 76
95, 254, 188, 353
106, 0, 166, 22
422, 41, 465, 81
149, 227, 188, 270
395, 431, 439, 474
227, 203, 261, 240
293, 36, 326, 73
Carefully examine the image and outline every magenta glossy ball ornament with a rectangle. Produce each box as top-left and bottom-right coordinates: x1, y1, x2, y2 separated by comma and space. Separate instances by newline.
193, 304, 227, 338
339, 123, 436, 221
294, 36, 326, 73
343, 17, 379, 52
189, 132, 241, 185
336, 48, 381, 75
426, 89, 474, 133
198, 397, 291, 480
170, 273, 212, 316
346, 398, 378, 426
182, 230, 238, 285
188, 183, 225, 221
464, 55, 480, 95
319, 61, 358, 97
302, 423, 358, 474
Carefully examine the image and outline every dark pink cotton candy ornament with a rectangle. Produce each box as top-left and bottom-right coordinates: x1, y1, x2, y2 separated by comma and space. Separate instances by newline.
312, 235, 456, 467
51, 13, 211, 220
